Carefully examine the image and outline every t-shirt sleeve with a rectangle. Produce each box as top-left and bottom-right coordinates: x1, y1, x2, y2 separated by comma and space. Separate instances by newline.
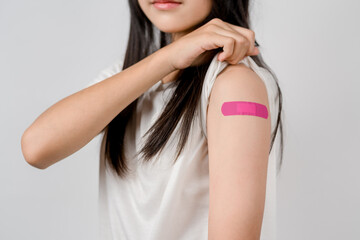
199, 52, 232, 139
85, 57, 124, 88
199, 53, 280, 140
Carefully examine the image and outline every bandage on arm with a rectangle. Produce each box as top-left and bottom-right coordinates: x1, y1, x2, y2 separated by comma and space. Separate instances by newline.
221, 101, 268, 119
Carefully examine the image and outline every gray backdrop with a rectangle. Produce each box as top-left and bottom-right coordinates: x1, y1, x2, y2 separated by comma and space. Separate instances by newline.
1, 0, 359, 239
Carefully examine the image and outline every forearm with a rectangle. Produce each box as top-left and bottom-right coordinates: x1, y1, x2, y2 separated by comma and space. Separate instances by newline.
21, 45, 175, 169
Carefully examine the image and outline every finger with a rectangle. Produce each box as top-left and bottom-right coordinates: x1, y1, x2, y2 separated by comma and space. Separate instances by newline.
248, 46, 259, 56
228, 27, 255, 56
205, 24, 244, 61
207, 18, 234, 32
209, 32, 235, 61
219, 33, 250, 62
210, 18, 256, 44
214, 19, 256, 55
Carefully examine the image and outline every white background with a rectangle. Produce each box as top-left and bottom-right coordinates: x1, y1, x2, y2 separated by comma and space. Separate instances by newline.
1, 0, 359, 239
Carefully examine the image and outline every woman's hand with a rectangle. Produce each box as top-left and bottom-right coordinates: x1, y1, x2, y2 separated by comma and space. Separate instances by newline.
167, 18, 259, 70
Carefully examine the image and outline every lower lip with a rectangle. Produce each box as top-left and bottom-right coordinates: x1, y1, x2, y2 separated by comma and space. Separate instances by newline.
152, 2, 181, 10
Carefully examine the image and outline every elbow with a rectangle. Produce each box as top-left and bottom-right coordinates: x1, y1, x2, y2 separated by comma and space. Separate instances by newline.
21, 129, 49, 170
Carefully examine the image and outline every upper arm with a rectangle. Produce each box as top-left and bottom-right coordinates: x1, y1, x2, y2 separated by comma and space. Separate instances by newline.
207, 63, 271, 240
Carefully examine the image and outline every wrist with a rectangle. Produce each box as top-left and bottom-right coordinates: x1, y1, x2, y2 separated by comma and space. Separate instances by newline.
157, 44, 177, 73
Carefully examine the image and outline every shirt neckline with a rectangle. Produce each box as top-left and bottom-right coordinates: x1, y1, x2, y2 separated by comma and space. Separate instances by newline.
153, 80, 177, 92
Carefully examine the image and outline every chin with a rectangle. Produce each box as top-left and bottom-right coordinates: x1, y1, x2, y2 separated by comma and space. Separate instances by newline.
151, 16, 204, 35
154, 22, 193, 34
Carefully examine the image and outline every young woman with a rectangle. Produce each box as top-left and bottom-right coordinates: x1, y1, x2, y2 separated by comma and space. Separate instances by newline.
21, 0, 283, 239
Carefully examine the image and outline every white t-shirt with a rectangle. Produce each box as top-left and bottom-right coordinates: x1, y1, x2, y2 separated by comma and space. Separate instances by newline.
86, 52, 279, 240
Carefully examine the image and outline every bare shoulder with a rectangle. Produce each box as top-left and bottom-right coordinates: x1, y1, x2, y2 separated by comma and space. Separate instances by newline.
211, 62, 268, 104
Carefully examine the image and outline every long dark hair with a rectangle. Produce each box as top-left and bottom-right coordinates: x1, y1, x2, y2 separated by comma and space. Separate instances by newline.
99, 0, 284, 179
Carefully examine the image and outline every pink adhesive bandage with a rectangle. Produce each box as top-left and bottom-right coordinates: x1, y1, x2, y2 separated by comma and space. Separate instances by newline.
221, 101, 268, 119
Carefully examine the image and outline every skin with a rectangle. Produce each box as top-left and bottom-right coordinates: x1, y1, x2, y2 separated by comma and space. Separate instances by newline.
21, 46, 175, 169
21, 1, 269, 238
139, 1, 270, 239
207, 64, 271, 240
138, 0, 212, 84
